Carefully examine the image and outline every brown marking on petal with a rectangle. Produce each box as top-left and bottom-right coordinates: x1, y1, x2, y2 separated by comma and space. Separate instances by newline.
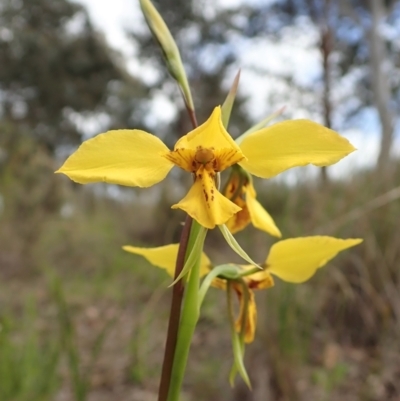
248, 280, 258, 289
198, 173, 202, 179
211, 195, 214, 201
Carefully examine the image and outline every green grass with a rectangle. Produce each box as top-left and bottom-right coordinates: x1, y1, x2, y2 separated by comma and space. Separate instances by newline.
1, 163, 400, 400
0, 299, 60, 401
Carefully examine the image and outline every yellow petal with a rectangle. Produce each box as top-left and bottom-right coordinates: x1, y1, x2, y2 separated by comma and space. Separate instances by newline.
246, 183, 281, 237
223, 170, 250, 233
175, 107, 244, 157
234, 286, 257, 343
164, 147, 196, 172
213, 265, 275, 293
172, 166, 241, 229
122, 244, 211, 277
214, 148, 245, 171
225, 206, 250, 234
251, 272, 275, 290
266, 236, 363, 283
223, 172, 281, 236
56, 130, 173, 187
239, 120, 356, 178
243, 267, 275, 290
211, 277, 227, 290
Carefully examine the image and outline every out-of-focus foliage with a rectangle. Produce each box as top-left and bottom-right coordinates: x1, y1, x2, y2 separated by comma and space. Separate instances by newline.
235, 0, 400, 171
0, 0, 148, 274
1, 162, 400, 400
0, 0, 146, 150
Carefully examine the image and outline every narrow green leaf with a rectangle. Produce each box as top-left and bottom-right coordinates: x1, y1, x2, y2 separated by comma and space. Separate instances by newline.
226, 282, 251, 388
230, 331, 251, 388
218, 225, 262, 269
168, 225, 207, 286
221, 70, 241, 129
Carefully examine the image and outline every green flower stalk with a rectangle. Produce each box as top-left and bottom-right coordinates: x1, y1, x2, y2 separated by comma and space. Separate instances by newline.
139, 0, 195, 117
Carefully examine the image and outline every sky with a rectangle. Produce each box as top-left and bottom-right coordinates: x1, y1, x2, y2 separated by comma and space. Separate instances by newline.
75, 0, 399, 182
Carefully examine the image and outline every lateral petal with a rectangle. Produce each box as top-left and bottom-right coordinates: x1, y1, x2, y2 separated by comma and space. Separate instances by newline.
225, 206, 250, 234
239, 120, 356, 178
56, 129, 173, 187
223, 171, 250, 234
122, 244, 211, 278
246, 183, 281, 238
234, 286, 258, 343
266, 236, 363, 283
172, 167, 241, 229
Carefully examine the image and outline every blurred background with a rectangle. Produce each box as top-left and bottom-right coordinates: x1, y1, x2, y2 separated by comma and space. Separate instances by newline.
0, 0, 400, 400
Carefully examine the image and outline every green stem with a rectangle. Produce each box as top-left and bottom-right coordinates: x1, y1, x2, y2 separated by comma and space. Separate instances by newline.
167, 221, 207, 401
157, 215, 192, 401
158, 96, 198, 401
227, 280, 251, 387
198, 264, 240, 307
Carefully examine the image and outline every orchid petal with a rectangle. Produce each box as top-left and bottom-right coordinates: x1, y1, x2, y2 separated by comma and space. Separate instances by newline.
246, 183, 281, 238
266, 236, 363, 283
56, 130, 173, 187
172, 168, 241, 229
239, 120, 356, 178
234, 286, 257, 344
175, 107, 244, 157
122, 243, 211, 277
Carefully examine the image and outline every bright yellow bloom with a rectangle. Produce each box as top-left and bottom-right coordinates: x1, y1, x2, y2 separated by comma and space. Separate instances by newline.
223, 167, 281, 237
123, 236, 362, 343
56, 108, 245, 229
56, 107, 355, 229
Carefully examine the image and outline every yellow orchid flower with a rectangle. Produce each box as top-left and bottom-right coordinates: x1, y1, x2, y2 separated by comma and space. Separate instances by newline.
123, 236, 362, 343
56, 107, 355, 229
56, 108, 245, 229
223, 166, 281, 237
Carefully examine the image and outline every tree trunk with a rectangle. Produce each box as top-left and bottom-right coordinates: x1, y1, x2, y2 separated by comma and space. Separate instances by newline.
368, 0, 394, 175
